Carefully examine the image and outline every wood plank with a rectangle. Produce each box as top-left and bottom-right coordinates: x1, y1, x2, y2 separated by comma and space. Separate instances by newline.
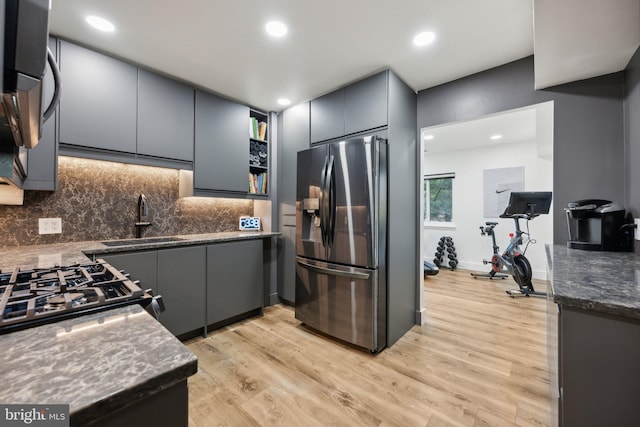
186, 268, 552, 426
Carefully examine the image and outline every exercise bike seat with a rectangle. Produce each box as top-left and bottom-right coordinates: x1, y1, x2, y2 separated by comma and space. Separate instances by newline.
485, 222, 498, 226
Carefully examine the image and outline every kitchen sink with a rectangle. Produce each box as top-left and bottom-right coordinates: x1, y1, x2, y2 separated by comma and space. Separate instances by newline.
101, 236, 185, 247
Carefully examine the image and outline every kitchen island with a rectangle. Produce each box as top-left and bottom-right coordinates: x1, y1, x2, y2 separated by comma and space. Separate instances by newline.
0, 304, 197, 426
547, 245, 640, 427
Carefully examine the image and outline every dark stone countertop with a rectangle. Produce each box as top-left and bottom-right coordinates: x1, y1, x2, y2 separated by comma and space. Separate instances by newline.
0, 231, 280, 271
0, 231, 279, 422
547, 244, 640, 320
0, 304, 197, 426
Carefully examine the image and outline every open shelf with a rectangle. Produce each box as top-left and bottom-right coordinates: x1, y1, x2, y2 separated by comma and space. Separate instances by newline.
249, 109, 269, 196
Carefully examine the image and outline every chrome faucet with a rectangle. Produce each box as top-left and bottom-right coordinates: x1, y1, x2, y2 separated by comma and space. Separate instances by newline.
134, 194, 152, 238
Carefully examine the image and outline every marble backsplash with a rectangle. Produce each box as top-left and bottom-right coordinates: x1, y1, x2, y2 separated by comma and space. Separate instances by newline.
0, 156, 253, 247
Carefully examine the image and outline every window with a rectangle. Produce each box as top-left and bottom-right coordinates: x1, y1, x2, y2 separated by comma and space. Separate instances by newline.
424, 173, 455, 227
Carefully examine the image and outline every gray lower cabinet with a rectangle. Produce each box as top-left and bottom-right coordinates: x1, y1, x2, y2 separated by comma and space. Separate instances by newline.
277, 102, 310, 303
24, 37, 58, 191
98, 239, 265, 337
157, 246, 206, 336
194, 90, 249, 194
277, 226, 296, 303
207, 240, 263, 325
91, 380, 188, 427
137, 69, 194, 161
546, 285, 560, 426
58, 40, 137, 153
98, 251, 158, 296
559, 306, 640, 427
310, 88, 345, 143
100, 247, 206, 337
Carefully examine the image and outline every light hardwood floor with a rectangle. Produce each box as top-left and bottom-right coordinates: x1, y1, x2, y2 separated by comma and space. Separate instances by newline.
186, 269, 552, 426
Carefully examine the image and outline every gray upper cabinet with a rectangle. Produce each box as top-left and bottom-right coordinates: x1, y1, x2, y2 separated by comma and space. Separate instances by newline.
24, 37, 58, 191
310, 70, 389, 144
280, 103, 310, 211
58, 41, 137, 153
310, 89, 345, 143
194, 90, 249, 194
137, 69, 194, 161
344, 71, 388, 135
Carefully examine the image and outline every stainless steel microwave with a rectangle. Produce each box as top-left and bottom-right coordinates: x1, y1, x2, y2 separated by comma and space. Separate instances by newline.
1, 0, 60, 149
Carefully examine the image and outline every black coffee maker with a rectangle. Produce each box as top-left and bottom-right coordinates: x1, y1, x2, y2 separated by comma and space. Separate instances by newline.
565, 199, 633, 252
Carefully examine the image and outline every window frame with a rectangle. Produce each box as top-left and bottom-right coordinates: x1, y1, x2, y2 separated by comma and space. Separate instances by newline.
423, 172, 456, 229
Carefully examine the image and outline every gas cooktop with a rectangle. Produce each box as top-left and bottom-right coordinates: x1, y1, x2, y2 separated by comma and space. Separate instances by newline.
0, 259, 162, 334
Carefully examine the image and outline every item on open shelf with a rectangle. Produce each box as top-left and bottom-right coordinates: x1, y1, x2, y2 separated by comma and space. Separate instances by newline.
258, 121, 267, 140
249, 117, 268, 140
249, 140, 268, 167
248, 172, 268, 194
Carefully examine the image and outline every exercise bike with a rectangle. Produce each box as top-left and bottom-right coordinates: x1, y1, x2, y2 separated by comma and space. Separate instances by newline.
471, 191, 552, 298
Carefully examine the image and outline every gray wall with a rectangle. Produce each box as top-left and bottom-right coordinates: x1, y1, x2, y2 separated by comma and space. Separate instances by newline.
625, 46, 640, 232
417, 56, 625, 244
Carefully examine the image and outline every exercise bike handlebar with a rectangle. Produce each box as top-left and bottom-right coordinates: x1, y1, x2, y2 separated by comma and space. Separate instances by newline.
499, 213, 538, 220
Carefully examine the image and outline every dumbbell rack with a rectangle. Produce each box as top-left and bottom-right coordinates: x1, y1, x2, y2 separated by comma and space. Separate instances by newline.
433, 236, 458, 270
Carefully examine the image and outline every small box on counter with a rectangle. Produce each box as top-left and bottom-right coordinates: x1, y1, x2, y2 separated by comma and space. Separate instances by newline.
239, 216, 261, 231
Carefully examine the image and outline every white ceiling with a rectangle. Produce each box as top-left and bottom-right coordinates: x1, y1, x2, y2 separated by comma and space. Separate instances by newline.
421, 102, 554, 159
48, 0, 640, 113
422, 108, 537, 155
534, 0, 640, 89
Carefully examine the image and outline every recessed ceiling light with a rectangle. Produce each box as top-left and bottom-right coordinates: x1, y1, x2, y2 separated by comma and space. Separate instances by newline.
490, 134, 503, 140
424, 134, 434, 141
86, 15, 115, 32
266, 21, 287, 37
277, 98, 291, 106
413, 31, 435, 47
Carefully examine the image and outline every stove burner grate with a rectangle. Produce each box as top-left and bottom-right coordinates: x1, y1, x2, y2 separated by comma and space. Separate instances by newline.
0, 259, 154, 334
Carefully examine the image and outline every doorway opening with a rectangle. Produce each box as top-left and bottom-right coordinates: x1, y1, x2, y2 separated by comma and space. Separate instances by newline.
418, 102, 554, 309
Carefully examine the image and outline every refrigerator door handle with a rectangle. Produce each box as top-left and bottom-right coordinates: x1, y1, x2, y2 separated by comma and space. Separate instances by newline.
296, 259, 370, 280
325, 155, 335, 248
319, 155, 330, 247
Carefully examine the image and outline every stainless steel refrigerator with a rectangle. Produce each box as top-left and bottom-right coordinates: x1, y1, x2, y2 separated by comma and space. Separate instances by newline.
295, 135, 387, 352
